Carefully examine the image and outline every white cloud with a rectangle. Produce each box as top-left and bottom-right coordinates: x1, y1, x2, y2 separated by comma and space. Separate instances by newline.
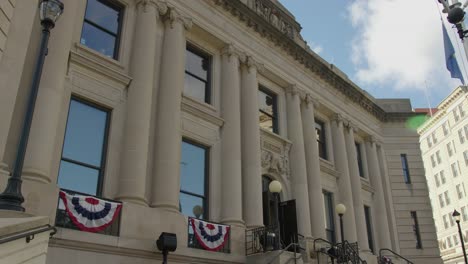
308, 42, 323, 54
347, 0, 462, 92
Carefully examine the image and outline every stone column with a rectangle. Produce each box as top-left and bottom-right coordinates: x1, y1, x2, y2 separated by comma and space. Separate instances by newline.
365, 137, 391, 249
285, 85, 312, 237
241, 56, 263, 228
22, 0, 79, 183
116, 1, 166, 205
331, 114, 357, 243
219, 45, 243, 226
377, 144, 399, 252
344, 121, 369, 251
300, 94, 326, 239
0, 1, 38, 175
151, 9, 191, 211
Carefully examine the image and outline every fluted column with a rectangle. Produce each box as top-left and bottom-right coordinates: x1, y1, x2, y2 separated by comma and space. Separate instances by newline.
365, 137, 391, 249
241, 56, 263, 227
331, 114, 357, 243
344, 121, 369, 250
151, 9, 191, 210
117, 1, 166, 205
301, 94, 326, 238
220, 45, 243, 226
22, 0, 79, 183
285, 85, 312, 237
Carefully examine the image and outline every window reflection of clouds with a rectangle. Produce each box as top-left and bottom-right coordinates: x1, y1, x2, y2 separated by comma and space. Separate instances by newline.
180, 141, 208, 219
62, 100, 107, 167
85, 0, 120, 33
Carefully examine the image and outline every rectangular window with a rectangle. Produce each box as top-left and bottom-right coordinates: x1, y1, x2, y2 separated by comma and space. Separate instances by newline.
443, 215, 449, 229
184, 45, 211, 103
440, 170, 446, 184
451, 162, 459, 177
436, 151, 441, 164
449, 213, 455, 226
411, 211, 422, 249
457, 184, 464, 199
400, 154, 411, 183
432, 132, 437, 144
316, 120, 328, 160
464, 151, 468, 166
439, 194, 445, 208
459, 129, 465, 144
80, 0, 123, 59
462, 206, 468, 222
454, 110, 460, 122
427, 137, 432, 148
443, 122, 449, 136
323, 190, 336, 244
258, 87, 278, 134
364, 206, 375, 253
444, 191, 451, 205
356, 142, 364, 177
454, 235, 459, 245
459, 104, 465, 117
430, 155, 436, 168
434, 173, 440, 187
57, 98, 110, 195
180, 139, 209, 219
447, 142, 453, 157
448, 236, 453, 247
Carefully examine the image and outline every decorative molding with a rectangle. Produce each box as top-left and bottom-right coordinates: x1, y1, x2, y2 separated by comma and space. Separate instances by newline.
345, 119, 358, 133
303, 93, 319, 109
213, 0, 389, 121
331, 113, 343, 123
136, 0, 167, 14
221, 44, 241, 58
284, 84, 299, 96
243, 55, 264, 73
365, 135, 376, 144
163, 7, 192, 29
260, 129, 292, 180
181, 96, 224, 127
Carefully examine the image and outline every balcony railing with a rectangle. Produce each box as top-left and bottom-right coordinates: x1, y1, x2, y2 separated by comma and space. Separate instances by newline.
188, 217, 230, 253
245, 226, 281, 255
55, 189, 121, 236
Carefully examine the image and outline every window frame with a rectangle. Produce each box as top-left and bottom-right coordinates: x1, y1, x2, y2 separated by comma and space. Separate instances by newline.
356, 142, 364, 177
364, 205, 375, 253
411, 211, 423, 249
180, 138, 210, 220
184, 44, 212, 104
58, 96, 111, 196
258, 86, 279, 134
323, 190, 336, 244
81, 0, 124, 60
316, 119, 328, 160
400, 154, 411, 184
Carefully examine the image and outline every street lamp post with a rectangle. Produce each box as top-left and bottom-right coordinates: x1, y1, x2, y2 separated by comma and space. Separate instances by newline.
439, 0, 468, 60
453, 210, 468, 264
269, 180, 282, 250
336, 203, 346, 244
0, 0, 64, 212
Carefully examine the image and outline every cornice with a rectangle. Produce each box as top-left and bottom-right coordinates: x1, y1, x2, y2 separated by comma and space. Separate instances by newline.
213, 0, 389, 121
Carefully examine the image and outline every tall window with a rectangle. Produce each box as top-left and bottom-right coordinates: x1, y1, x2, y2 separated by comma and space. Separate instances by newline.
400, 154, 411, 184
436, 151, 441, 164
430, 155, 436, 168
447, 142, 453, 157
443, 122, 449, 136
316, 120, 327, 160
364, 206, 375, 253
356, 142, 364, 177
439, 194, 445, 208
459, 129, 465, 144
440, 170, 446, 184
451, 162, 459, 177
434, 173, 440, 187
258, 87, 278, 133
443, 215, 449, 229
57, 98, 110, 195
464, 151, 468, 166
411, 211, 422, 249
444, 191, 451, 205
184, 45, 211, 103
457, 184, 464, 199
462, 206, 468, 221
180, 140, 209, 219
323, 190, 336, 243
81, 0, 123, 59
426, 137, 432, 148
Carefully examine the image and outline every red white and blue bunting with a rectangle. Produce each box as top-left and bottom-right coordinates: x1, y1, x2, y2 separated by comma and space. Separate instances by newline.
59, 191, 122, 232
190, 218, 230, 251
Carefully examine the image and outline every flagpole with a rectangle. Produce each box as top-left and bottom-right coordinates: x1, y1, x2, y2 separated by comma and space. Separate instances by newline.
424, 81, 434, 117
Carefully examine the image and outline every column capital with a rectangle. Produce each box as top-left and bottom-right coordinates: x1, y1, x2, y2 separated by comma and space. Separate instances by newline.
331, 113, 344, 123
221, 44, 243, 59
285, 84, 299, 96
345, 119, 358, 133
163, 7, 192, 29
242, 55, 264, 73
302, 93, 320, 109
136, 0, 167, 14
365, 135, 376, 144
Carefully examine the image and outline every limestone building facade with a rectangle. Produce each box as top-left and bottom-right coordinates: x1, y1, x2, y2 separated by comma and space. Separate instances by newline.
418, 86, 468, 264
0, 0, 443, 263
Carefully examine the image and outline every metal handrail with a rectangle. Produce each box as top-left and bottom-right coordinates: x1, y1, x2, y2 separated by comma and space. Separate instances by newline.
379, 248, 414, 264
342, 240, 366, 264
0, 224, 56, 245
266, 242, 301, 264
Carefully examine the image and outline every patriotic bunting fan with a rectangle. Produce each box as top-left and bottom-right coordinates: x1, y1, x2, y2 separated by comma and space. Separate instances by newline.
190, 218, 230, 251
59, 191, 122, 232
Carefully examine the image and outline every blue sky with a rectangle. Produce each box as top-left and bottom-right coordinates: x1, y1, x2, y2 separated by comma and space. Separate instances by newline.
279, 0, 465, 108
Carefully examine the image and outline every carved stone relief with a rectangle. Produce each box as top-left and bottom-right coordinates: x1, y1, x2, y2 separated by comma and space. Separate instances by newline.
260, 130, 291, 180
246, 0, 296, 39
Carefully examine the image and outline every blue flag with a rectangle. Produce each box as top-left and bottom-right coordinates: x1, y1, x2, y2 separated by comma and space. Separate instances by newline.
443, 22, 465, 84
